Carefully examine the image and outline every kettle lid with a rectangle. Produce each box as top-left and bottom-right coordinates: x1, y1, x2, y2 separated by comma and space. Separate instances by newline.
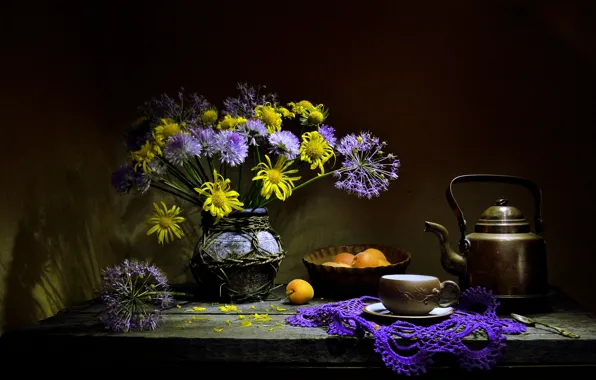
475, 198, 530, 233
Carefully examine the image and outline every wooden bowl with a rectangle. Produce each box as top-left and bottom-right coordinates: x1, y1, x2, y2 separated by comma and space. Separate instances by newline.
302, 244, 412, 300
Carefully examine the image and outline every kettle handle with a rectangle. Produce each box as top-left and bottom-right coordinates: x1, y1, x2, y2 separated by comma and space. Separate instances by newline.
446, 174, 543, 250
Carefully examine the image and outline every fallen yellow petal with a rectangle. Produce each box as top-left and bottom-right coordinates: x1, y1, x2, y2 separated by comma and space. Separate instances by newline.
250, 305, 256, 309
219, 305, 239, 312
176, 325, 185, 329
192, 307, 206, 311
214, 328, 224, 333
226, 320, 231, 325
252, 313, 272, 322
374, 325, 380, 330
241, 321, 252, 328
185, 320, 192, 324
238, 315, 245, 320
268, 328, 275, 331
176, 304, 182, 309
276, 307, 287, 311
270, 304, 276, 309
192, 316, 208, 321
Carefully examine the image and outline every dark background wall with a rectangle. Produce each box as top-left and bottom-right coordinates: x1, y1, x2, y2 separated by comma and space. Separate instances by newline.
1, 0, 595, 335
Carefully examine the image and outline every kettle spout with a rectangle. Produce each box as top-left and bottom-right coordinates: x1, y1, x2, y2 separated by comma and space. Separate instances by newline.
424, 221, 467, 277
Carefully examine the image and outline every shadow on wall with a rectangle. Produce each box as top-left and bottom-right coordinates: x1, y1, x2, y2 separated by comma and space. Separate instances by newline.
1, 171, 118, 333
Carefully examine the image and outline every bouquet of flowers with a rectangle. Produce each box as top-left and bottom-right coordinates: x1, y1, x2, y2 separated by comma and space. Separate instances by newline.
111, 83, 401, 245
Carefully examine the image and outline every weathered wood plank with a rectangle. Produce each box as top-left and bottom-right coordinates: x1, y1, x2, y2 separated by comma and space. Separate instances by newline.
1, 288, 595, 369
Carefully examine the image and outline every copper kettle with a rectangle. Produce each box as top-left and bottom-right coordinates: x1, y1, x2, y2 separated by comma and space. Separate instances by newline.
424, 174, 548, 299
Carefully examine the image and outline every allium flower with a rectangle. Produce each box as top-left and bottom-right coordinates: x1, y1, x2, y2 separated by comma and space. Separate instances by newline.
215, 130, 249, 167
333, 131, 401, 199
98, 259, 174, 332
140, 90, 212, 127
190, 126, 218, 157
223, 82, 278, 118
239, 119, 268, 146
164, 132, 202, 166
318, 124, 337, 148
268, 130, 300, 160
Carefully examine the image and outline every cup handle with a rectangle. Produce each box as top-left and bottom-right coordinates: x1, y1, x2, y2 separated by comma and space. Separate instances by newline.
437, 280, 461, 308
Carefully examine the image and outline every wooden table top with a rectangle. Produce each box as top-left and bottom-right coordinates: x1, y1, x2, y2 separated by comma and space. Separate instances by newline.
1, 286, 595, 374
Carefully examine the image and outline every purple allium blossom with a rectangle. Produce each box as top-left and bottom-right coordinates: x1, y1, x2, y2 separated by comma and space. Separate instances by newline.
98, 259, 174, 332
268, 130, 300, 160
223, 82, 278, 118
238, 119, 268, 146
190, 126, 218, 157
333, 131, 401, 199
215, 130, 249, 167
318, 124, 337, 148
139, 89, 212, 127
164, 132, 202, 166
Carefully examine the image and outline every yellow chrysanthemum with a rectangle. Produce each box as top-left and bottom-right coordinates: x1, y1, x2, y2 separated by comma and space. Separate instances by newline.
201, 108, 218, 126
153, 118, 182, 146
254, 103, 289, 133
300, 104, 328, 127
131, 140, 160, 173
195, 169, 244, 223
299, 131, 335, 175
146, 202, 186, 245
287, 100, 314, 115
252, 155, 301, 201
217, 114, 247, 130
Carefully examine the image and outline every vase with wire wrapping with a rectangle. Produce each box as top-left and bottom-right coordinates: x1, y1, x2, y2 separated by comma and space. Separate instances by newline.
189, 207, 285, 303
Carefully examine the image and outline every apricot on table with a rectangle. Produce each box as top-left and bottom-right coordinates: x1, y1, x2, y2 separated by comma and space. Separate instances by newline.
286, 279, 315, 305
332, 252, 355, 266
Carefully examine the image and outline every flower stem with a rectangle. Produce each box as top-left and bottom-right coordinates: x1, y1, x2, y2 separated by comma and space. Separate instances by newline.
261, 170, 338, 207
151, 182, 201, 206
195, 156, 210, 182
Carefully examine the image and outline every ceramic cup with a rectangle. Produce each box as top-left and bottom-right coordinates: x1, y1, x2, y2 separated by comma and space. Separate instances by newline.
378, 274, 461, 315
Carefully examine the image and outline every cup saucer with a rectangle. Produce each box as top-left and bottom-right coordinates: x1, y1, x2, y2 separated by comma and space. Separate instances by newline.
362, 302, 454, 320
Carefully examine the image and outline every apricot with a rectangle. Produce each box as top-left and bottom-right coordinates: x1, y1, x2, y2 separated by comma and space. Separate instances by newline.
377, 259, 391, 266
362, 248, 386, 261
332, 252, 355, 266
322, 261, 352, 268
352, 251, 380, 268
286, 279, 315, 305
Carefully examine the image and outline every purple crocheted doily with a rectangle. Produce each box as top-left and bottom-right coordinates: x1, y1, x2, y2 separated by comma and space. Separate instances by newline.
286, 286, 526, 376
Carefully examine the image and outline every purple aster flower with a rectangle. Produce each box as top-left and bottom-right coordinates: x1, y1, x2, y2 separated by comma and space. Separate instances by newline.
214, 130, 249, 166
223, 82, 278, 118
164, 132, 202, 166
333, 131, 401, 199
268, 130, 300, 160
98, 259, 174, 333
238, 118, 268, 146
190, 126, 218, 157
318, 124, 337, 148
